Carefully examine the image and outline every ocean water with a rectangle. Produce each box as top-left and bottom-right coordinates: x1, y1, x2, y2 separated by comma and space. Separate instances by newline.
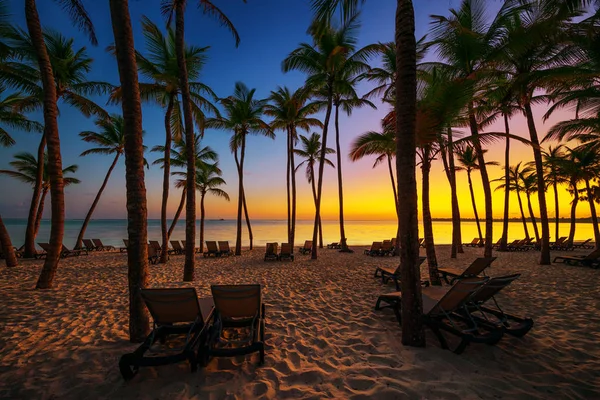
3, 218, 597, 249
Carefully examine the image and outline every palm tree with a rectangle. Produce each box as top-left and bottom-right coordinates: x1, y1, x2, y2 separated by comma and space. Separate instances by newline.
109, 0, 151, 342
294, 132, 335, 248
542, 146, 568, 241
494, 162, 530, 240
196, 163, 229, 253
521, 165, 541, 242
161, 0, 243, 281
75, 115, 143, 249
0, 87, 42, 147
265, 86, 322, 250
5, 28, 111, 262
207, 82, 272, 255
0, 152, 80, 238
570, 145, 600, 246
560, 148, 583, 245
456, 146, 498, 244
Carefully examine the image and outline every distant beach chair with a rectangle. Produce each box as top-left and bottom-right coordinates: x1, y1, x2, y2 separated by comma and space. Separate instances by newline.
279, 243, 294, 261
364, 241, 382, 256
149, 241, 168, 258
375, 277, 503, 354
147, 244, 159, 264
465, 274, 534, 337
204, 284, 265, 366
120, 239, 129, 253
572, 238, 592, 249
35, 243, 48, 259
374, 256, 428, 290
299, 240, 312, 255
553, 248, 600, 268
82, 239, 98, 252
93, 239, 115, 251
463, 238, 480, 247
218, 241, 233, 256
327, 242, 341, 249
264, 243, 278, 261
379, 240, 394, 256
118, 287, 214, 380
437, 257, 496, 285
170, 240, 184, 255
181, 240, 202, 254
64, 244, 87, 256
38, 242, 82, 258
203, 241, 220, 257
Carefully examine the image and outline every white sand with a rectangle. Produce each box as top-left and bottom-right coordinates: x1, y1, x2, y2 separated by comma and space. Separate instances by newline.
1, 245, 599, 399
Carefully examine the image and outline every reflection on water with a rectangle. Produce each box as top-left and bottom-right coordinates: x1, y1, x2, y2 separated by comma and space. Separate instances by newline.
4, 219, 597, 248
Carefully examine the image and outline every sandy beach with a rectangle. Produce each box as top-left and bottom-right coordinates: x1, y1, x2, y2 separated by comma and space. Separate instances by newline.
1, 245, 599, 399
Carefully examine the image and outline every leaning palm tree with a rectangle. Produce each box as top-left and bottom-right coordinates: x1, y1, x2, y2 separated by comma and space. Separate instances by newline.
494, 162, 530, 240
559, 150, 583, 246
294, 132, 335, 248
542, 146, 568, 241
108, 0, 151, 342
265, 86, 322, 251
196, 163, 229, 252
75, 115, 145, 249
570, 145, 600, 247
161, 0, 244, 281
207, 82, 272, 255
456, 146, 499, 244
521, 165, 541, 242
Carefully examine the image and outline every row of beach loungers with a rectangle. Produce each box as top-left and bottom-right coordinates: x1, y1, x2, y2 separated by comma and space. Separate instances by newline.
492, 236, 595, 252
364, 238, 398, 256
0, 238, 113, 259
374, 256, 534, 354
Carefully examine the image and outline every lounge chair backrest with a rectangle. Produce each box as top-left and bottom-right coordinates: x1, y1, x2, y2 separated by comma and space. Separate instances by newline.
303, 240, 312, 249
211, 284, 261, 320
381, 241, 392, 250
281, 243, 292, 254
266, 242, 278, 255
83, 239, 95, 249
149, 241, 161, 251
584, 248, 600, 260
206, 241, 218, 252
171, 240, 183, 251
92, 239, 104, 248
461, 257, 496, 278
218, 241, 231, 252
148, 244, 158, 258
470, 238, 479, 245
141, 287, 202, 324
391, 238, 397, 247
469, 274, 521, 304
429, 277, 488, 316
123, 239, 129, 247
370, 241, 382, 251
38, 243, 50, 252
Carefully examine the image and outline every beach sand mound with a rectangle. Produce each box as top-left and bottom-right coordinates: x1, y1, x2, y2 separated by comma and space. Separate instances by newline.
1, 245, 599, 399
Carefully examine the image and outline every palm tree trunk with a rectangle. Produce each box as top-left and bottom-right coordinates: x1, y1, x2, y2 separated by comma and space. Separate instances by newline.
421, 151, 440, 286
526, 192, 540, 241
160, 95, 175, 263
168, 188, 186, 240
387, 155, 399, 217
109, 0, 150, 342
334, 104, 349, 252
396, 0, 424, 347
27, 0, 65, 289
290, 127, 297, 251
0, 214, 18, 267
467, 170, 483, 243
311, 87, 334, 260
34, 187, 48, 238
567, 182, 578, 246
75, 153, 120, 249
175, 3, 196, 281
310, 164, 323, 248
286, 126, 291, 244
553, 180, 559, 242
500, 114, 510, 251
516, 188, 530, 239
24, 134, 45, 258
242, 185, 253, 250
523, 102, 550, 264
584, 179, 600, 247
468, 104, 492, 258
440, 128, 462, 257
234, 138, 244, 255
199, 191, 206, 254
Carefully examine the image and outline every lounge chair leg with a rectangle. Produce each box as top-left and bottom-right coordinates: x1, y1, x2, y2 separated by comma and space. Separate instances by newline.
119, 353, 138, 380
452, 338, 470, 355
430, 327, 449, 350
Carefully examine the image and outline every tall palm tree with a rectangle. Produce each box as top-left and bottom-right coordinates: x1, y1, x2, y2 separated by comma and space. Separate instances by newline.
109, 0, 150, 342
542, 145, 568, 241
75, 115, 144, 249
161, 0, 243, 281
294, 132, 335, 248
207, 82, 272, 255
196, 163, 229, 252
521, 165, 541, 242
5, 28, 110, 262
570, 145, 600, 246
456, 146, 498, 243
559, 148, 583, 245
494, 162, 530, 240
0, 152, 79, 238
265, 86, 322, 250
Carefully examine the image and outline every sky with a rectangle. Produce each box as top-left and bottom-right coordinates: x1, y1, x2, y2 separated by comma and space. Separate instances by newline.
0, 0, 585, 222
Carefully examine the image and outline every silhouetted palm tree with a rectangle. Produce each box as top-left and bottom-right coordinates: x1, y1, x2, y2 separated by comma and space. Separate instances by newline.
196, 162, 229, 252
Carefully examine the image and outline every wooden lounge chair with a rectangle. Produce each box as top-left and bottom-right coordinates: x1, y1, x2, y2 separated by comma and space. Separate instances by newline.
374, 256, 428, 290
148, 244, 159, 264
264, 243, 278, 261
203, 284, 265, 366
299, 240, 312, 255
379, 240, 394, 256
38, 242, 82, 258
218, 241, 233, 256
327, 242, 341, 249
65, 244, 87, 256
437, 257, 496, 285
170, 240, 184, 255
463, 238, 480, 247
119, 287, 214, 380
553, 248, 600, 268
93, 239, 115, 251
82, 239, 98, 252
181, 240, 202, 254
279, 243, 294, 261
375, 277, 503, 354
464, 274, 534, 337
203, 241, 220, 257
364, 241, 382, 256
35, 243, 48, 259
120, 239, 129, 253
572, 238, 592, 249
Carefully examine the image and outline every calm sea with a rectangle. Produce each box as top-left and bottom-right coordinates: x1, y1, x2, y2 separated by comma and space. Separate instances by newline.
3, 219, 597, 248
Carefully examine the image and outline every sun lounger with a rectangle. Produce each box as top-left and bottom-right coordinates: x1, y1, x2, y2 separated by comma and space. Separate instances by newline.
299, 240, 312, 255
38, 242, 83, 258
327, 242, 341, 249
463, 238, 480, 247
120, 239, 129, 253
119, 287, 214, 380
35, 243, 48, 259
264, 242, 278, 261
364, 241, 382, 256
572, 238, 592, 249
279, 243, 294, 261
374, 256, 428, 290
203, 241, 220, 257
93, 239, 115, 251
169, 240, 184, 255
203, 284, 265, 366
375, 277, 503, 354
81, 239, 98, 251
379, 240, 394, 256
218, 241, 233, 256
553, 248, 600, 268
148, 244, 159, 264
437, 257, 496, 285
